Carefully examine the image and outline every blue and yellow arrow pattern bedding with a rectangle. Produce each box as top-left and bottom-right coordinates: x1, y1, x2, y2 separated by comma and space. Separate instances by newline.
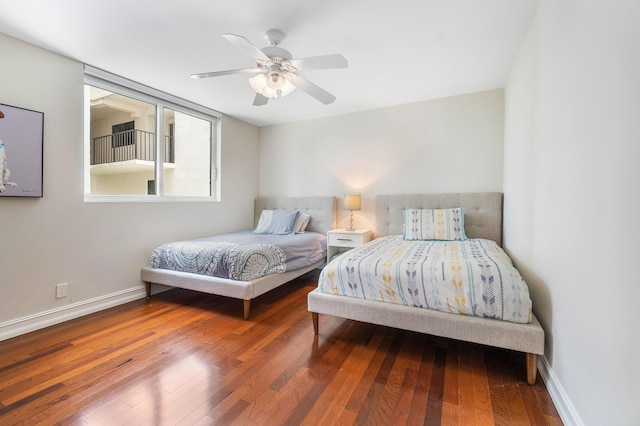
318, 236, 532, 324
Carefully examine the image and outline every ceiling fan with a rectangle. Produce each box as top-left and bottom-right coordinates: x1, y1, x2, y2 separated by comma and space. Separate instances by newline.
190, 29, 348, 106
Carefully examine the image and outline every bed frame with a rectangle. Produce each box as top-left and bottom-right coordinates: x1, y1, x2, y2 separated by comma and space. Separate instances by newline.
307, 193, 545, 385
142, 196, 336, 320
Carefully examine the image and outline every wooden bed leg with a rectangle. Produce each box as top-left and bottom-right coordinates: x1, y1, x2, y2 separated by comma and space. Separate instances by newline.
145, 282, 151, 299
243, 300, 251, 321
526, 353, 538, 385
311, 312, 319, 335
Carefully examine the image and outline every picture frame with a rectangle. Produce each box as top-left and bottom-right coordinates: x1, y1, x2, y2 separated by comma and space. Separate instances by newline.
0, 102, 44, 198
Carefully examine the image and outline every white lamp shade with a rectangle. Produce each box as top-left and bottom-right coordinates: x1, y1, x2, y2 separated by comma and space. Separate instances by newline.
344, 193, 361, 211
249, 72, 296, 99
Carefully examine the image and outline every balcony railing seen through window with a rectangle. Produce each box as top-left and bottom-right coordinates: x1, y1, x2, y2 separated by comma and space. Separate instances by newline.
90, 129, 175, 165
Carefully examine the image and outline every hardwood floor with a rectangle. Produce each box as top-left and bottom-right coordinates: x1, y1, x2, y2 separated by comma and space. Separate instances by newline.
0, 271, 562, 425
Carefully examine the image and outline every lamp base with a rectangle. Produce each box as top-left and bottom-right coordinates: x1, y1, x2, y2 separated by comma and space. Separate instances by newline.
347, 211, 355, 232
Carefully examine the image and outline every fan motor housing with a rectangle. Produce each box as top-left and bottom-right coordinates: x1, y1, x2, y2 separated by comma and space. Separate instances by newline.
261, 46, 292, 61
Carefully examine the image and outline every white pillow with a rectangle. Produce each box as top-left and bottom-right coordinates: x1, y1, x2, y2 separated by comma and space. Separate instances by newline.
295, 213, 310, 233
254, 210, 300, 235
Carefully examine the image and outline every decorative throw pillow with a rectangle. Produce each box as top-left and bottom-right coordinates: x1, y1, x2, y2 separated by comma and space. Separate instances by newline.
295, 213, 311, 233
254, 209, 300, 235
403, 208, 467, 241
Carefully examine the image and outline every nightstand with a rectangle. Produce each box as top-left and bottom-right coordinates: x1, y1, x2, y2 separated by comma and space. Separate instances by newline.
326, 229, 372, 263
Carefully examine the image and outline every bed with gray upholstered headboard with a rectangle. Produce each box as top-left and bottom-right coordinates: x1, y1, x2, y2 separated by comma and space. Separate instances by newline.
142, 196, 336, 320
307, 192, 544, 385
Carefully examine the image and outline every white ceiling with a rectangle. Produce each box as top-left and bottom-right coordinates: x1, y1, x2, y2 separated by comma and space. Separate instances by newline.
0, 0, 539, 127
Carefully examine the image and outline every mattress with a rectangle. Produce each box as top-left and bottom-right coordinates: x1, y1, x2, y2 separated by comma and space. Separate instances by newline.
317, 235, 532, 324
149, 230, 326, 281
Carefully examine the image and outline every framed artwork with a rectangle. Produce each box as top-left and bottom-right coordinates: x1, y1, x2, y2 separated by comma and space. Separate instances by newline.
0, 102, 44, 198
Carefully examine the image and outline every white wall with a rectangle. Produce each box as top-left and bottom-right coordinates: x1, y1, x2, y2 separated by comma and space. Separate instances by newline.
259, 89, 505, 230
0, 33, 260, 336
504, 1, 640, 424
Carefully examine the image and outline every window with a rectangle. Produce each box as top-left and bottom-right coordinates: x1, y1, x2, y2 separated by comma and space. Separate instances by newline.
83, 66, 220, 200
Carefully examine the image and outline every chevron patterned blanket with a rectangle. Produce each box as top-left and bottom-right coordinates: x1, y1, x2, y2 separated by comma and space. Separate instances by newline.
318, 236, 532, 323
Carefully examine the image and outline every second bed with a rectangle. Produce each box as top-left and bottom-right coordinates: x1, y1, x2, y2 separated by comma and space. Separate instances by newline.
142, 196, 336, 319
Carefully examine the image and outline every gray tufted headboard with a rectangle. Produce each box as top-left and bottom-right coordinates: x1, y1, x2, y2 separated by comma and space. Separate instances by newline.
375, 193, 503, 246
254, 196, 337, 235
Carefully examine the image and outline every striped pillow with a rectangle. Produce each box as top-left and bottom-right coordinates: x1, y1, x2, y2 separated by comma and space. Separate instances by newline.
403, 208, 467, 241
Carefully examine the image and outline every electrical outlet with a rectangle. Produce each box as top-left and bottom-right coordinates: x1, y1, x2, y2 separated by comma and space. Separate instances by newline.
56, 283, 68, 299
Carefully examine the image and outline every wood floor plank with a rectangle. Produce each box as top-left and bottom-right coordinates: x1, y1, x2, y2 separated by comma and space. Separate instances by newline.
20, 308, 228, 424
31, 338, 210, 424
235, 304, 308, 362
213, 398, 251, 425
387, 366, 418, 426
425, 346, 446, 425
485, 347, 513, 426
304, 331, 384, 426
442, 341, 460, 426
534, 375, 563, 421
263, 368, 320, 425
406, 341, 436, 424
491, 351, 530, 425
441, 401, 460, 426
519, 379, 550, 426
353, 330, 405, 425
0, 271, 562, 425
205, 313, 317, 418
344, 327, 397, 413
471, 344, 495, 425
442, 339, 459, 406
385, 332, 425, 425
458, 339, 478, 425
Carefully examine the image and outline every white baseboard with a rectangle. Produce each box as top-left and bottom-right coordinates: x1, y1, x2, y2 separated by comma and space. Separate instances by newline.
538, 355, 584, 426
0, 286, 146, 342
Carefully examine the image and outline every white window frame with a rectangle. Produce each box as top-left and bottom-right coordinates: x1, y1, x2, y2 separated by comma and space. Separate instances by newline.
83, 65, 221, 202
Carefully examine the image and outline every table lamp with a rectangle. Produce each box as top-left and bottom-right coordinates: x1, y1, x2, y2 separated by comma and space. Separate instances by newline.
344, 193, 361, 232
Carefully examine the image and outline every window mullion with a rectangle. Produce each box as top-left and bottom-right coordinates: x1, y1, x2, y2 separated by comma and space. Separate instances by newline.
155, 103, 165, 196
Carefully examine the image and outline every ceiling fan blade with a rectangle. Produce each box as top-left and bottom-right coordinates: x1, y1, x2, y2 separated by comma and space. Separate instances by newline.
222, 33, 272, 63
190, 67, 264, 79
288, 54, 348, 71
290, 75, 336, 105
253, 93, 269, 106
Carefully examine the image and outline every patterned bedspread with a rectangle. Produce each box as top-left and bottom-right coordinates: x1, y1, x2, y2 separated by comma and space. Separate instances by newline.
150, 240, 287, 281
318, 236, 532, 323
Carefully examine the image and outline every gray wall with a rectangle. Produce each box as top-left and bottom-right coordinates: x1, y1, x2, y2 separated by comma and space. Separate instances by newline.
504, 0, 640, 424
0, 33, 260, 336
259, 89, 505, 231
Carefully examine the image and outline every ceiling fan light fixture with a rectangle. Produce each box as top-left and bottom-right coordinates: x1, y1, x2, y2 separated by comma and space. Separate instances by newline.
192, 30, 346, 105
249, 72, 296, 99
267, 71, 286, 90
